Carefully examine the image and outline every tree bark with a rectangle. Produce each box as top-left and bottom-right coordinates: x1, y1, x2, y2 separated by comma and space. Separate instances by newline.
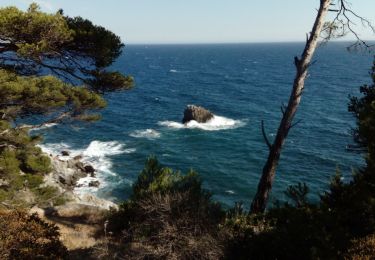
250, 0, 332, 214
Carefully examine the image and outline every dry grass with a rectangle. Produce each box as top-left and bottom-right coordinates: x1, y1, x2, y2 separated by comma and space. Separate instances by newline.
108, 191, 224, 260
0, 209, 67, 259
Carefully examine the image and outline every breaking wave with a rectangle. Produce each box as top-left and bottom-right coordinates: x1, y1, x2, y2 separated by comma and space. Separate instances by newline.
129, 129, 161, 139
38, 140, 135, 194
29, 123, 58, 132
158, 115, 245, 131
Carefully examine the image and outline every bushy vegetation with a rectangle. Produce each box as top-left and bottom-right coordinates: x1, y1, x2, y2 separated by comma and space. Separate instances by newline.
0, 3, 132, 207
0, 209, 67, 259
107, 157, 225, 259
0, 3, 374, 259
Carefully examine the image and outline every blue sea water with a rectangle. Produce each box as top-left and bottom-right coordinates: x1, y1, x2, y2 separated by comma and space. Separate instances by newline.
38, 42, 373, 207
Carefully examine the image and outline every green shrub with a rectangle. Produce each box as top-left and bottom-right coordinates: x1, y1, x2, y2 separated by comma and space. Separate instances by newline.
34, 186, 66, 207
22, 174, 44, 189
108, 157, 224, 259
0, 149, 20, 178
24, 154, 51, 174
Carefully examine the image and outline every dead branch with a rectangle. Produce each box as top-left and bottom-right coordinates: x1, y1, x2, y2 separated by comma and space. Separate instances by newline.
261, 120, 272, 150
323, 0, 375, 48
15, 111, 72, 130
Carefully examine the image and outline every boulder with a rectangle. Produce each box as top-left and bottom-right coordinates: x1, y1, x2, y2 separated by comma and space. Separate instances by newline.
52, 158, 87, 189
74, 161, 85, 171
182, 105, 214, 124
83, 165, 95, 174
88, 180, 100, 187
73, 155, 83, 161
61, 150, 70, 156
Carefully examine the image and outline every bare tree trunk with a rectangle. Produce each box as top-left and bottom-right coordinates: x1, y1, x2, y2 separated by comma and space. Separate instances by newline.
250, 0, 332, 214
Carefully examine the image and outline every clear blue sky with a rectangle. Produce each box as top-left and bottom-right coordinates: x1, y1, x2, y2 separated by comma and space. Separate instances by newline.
1, 0, 374, 44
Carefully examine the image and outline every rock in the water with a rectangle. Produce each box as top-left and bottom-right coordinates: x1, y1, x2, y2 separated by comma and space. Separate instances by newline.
61, 150, 70, 156
75, 161, 85, 171
182, 105, 214, 124
84, 165, 95, 174
88, 180, 100, 187
52, 158, 87, 189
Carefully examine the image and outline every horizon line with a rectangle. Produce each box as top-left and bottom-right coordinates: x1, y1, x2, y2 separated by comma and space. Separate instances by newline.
124, 39, 375, 46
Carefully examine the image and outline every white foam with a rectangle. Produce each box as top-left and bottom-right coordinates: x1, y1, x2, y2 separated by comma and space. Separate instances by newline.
124, 148, 137, 153
169, 69, 190, 73
129, 129, 161, 139
158, 121, 185, 129
38, 142, 74, 159
30, 123, 58, 131
158, 115, 245, 131
38, 140, 135, 194
83, 141, 125, 157
225, 190, 235, 194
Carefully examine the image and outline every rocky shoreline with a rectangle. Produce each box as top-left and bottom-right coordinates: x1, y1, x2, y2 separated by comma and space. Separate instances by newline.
42, 151, 117, 210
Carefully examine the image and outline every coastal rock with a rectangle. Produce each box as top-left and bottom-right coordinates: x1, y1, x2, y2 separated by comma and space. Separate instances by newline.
75, 161, 85, 171
182, 105, 214, 123
84, 165, 95, 174
42, 153, 118, 212
61, 150, 70, 156
73, 155, 83, 160
51, 157, 87, 189
88, 180, 100, 187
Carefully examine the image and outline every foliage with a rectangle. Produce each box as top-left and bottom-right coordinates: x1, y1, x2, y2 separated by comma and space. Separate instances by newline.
349, 60, 375, 167
0, 4, 133, 92
0, 4, 72, 60
0, 3, 132, 207
132, 156, 203, 199
0, 209, 67, 259
108, 157, 224, 259
0, 69, 106, 121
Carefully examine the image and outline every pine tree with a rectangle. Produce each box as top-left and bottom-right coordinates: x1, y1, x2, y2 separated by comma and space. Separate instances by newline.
0, 3, 133, 205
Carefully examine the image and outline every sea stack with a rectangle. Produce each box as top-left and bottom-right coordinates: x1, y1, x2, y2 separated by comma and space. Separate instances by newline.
182, 105, 214, 124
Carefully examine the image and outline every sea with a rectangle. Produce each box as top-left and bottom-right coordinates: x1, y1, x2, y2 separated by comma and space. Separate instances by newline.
34, 42, 374, 208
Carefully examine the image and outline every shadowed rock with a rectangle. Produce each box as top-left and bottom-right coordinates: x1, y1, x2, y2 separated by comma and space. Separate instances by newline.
88, 180, 100, 187
84, 165, 95, 174
182, 105, 214, 124
61, 150, 70, 156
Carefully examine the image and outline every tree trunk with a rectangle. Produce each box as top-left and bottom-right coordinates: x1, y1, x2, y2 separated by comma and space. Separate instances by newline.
250, 0, 332, 214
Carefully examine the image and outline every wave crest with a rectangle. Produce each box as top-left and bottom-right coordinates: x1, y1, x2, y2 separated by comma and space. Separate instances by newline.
158, 115, 245, 131
129, 129, 161, 139
30, 123, 58, 132
38, 140, 135, 194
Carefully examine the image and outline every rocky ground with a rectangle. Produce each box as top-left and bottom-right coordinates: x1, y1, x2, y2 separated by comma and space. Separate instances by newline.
30, 151, 118, 254
43, 153, 117, 210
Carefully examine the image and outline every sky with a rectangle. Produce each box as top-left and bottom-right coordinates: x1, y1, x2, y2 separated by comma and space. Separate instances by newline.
1, 0, 375, 44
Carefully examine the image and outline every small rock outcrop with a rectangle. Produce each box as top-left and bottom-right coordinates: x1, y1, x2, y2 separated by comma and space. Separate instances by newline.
50, 157, 88, 189
182, 105, 214, 124
84, 165, 95, 174
73, 155, 83, 160
61, 150, 70, 156
88, 180, 100, 187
